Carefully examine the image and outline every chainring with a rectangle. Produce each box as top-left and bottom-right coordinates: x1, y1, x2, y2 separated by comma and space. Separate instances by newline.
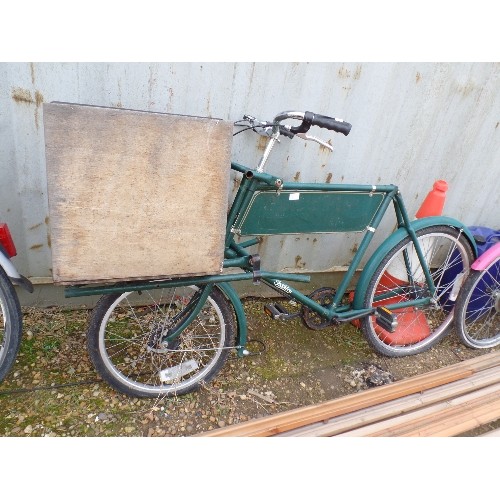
301, 287, 338, 330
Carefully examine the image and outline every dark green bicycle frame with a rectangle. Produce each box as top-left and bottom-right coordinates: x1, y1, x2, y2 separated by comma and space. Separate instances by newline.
224, 162, 435, 316
66, 161, 476, 356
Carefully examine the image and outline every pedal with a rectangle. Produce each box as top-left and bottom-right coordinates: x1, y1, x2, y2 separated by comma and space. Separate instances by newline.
264, 303, 297, 320
375, 306, 398, 333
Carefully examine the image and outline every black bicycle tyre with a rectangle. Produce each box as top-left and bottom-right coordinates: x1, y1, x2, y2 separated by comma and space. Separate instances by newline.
361, 225, 475, 357
87, 285, 236, 398
454, 256, 500, 349
0, 266, 23, 383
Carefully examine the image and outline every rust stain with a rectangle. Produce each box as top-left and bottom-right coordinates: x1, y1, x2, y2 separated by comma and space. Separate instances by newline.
12, 87, 44, 128
35, 90, 44, 107
257, 136, 268, 151
457, 80, 476, 98
206, 94, 211, 116
47, 233, 51, 249
351, 243, 358, 254
312, 238, 317, 243
29, 222, 43, 230
30, 63, 36, 85
45, 216, 50, 225
30, 244, 43, 251
338, 65, 350, 79
326, 173, 333, 183
319, 139, 333, 153
295, 255, 305, 268
293, 171, 301, 181
34, 91, 44, 129
148, 65, 157, 100
12, 87, 34, 104
416, 72, 421, 83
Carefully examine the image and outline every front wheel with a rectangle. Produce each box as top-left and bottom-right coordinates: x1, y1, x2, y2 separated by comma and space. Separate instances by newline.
0, 267, 23, 383
87, 285, 236, 398
454, 254, 500, 349
361, 225, 475, 357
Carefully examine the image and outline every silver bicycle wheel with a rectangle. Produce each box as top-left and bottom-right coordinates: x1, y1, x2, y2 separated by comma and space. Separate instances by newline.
361, 225, 475, 357
454, 255, 500, 349
87, 285, 235, 398
0, 267, 22, 383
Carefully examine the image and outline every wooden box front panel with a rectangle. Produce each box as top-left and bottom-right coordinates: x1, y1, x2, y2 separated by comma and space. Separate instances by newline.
43, 103, 232, 285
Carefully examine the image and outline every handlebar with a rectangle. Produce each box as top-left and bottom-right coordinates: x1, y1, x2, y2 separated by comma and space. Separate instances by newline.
274, 110, 352, 136
236, 110, 352, 173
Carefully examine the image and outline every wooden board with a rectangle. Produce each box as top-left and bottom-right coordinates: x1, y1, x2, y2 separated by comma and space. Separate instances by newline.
43, 103, 232, 284
198, 350, 500, 437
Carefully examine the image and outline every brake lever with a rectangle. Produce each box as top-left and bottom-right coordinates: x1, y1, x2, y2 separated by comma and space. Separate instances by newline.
296, 133, 333, 151
241, 115, 275, 137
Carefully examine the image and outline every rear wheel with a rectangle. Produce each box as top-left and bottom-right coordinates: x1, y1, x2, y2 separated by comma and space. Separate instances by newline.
454, 255, 500, 349
0, 267, 22, 383
361, 226, 474, 357
87, 285, 235, 398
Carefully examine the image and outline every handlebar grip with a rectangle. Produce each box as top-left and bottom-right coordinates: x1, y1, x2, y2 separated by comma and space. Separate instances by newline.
289, 111, 352, 136
310, 113, 352, 136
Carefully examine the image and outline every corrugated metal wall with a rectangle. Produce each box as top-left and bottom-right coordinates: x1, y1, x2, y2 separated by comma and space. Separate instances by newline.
1, 62, 499, 305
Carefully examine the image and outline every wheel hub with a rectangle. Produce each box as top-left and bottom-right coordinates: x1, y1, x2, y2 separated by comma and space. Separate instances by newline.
494, 290, 500, 313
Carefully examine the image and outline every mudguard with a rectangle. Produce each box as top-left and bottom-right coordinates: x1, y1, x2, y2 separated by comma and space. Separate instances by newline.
216, 282, 248, 355
352, 216, 477, 309
0, 246, 34, 293
471, 243, 500, 271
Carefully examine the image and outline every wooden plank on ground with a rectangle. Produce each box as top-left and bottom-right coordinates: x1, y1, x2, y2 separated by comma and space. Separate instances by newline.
338, 382, 500, 437
280, 365, 500, 437
198, 351, 500, 437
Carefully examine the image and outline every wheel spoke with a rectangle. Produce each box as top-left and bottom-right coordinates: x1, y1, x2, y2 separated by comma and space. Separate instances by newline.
455, 256, 500, 348
362, 226, 474, 357
87, 286, 234, 397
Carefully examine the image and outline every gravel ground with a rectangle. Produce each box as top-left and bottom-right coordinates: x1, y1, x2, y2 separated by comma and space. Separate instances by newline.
0, 298, 498, 437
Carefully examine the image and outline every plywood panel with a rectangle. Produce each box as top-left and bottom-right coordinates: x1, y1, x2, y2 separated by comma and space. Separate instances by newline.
43, 102, 232, 284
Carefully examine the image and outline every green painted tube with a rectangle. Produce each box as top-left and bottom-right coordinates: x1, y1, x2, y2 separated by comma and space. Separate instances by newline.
64, 271, 311, 298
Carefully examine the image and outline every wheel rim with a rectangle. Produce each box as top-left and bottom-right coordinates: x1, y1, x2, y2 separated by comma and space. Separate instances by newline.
367, 230, 472, 353
0, 296, 7, 363
98, 286, 227, 395
462, 260, 500, 347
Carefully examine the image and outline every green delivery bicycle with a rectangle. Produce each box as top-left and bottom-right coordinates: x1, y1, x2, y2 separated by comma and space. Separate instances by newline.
66, 110, 477, 398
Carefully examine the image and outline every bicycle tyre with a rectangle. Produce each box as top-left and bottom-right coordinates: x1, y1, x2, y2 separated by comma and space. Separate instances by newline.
0, 266, 23, 383
87, 285, 235, 398
454, 255, 500, 349
361, 225, 474, 357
